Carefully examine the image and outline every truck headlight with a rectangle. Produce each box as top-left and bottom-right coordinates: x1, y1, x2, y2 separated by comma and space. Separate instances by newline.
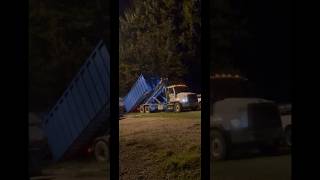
181, 97, 188, 103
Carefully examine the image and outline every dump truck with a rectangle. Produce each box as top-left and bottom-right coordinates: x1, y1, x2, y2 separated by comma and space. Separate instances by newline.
123, 75, 199, 113
41, 40, 110, 163
210, 74, 284, 160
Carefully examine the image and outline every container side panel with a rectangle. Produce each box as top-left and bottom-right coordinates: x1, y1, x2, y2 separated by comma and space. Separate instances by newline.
82, 65, 100, 115
78, 75, 95, 124
124, 75, 157, 112
92, 52, 107, 96
65, 92, 82, 140
73, 79, 90, 125
60, 98, 77, 143
99, 44, 110, 76
42, 41, 110, 161
87, 58, 104, 109
68, 87, 85, 131
56, 106, 72, 159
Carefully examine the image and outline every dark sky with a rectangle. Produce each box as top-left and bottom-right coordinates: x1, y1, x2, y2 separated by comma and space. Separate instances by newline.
234, 0, 292, 103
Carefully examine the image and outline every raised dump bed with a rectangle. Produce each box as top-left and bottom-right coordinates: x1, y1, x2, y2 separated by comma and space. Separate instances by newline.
123, 74, 160, 112
42, 41, 110, 161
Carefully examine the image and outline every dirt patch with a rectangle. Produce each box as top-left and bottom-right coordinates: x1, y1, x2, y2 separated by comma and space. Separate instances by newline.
120, 111, 201, 180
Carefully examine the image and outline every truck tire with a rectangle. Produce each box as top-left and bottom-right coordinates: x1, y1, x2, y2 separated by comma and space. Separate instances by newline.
145, 105, 150, 113
94, 140, 109, 162
211, 130, 228, 160
140, 106, 145, 113
285, 126, 292, 147
174, 103, 182, 112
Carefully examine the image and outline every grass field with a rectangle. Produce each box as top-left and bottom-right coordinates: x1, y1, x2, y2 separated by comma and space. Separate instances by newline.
119, 111, 201, 180
32, 158, 108, 180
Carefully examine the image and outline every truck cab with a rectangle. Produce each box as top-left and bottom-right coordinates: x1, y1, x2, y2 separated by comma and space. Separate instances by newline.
210, 74, 284, 160
210, 98, 283, 160
166, 84, 199, 112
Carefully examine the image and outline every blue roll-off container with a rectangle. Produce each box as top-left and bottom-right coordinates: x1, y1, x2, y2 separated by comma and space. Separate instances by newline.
42, 41, 110, 161
123, 74, 160, 112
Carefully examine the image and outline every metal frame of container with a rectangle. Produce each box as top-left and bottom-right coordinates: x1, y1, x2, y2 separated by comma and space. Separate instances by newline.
123, 74, 160, 112
140, 78, 168, 112
42, 40, 110, 161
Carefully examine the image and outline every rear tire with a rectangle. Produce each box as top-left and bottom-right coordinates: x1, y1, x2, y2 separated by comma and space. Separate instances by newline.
140, 106, 145, 113
94, 139, 109, 162
174, 103, 182, 112
145, 105, 150, 113
211, 130, 228, 160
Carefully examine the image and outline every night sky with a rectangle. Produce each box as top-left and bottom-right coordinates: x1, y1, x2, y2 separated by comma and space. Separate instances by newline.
234, 0, 292, 103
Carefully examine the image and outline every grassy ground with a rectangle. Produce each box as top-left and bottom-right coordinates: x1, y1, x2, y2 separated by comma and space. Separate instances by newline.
120, 111, 201, 180
212, 154, 291, 180
32, 158, 109, 180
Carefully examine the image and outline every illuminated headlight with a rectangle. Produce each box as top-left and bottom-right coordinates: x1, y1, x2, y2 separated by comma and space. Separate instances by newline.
181, 97, 188, 103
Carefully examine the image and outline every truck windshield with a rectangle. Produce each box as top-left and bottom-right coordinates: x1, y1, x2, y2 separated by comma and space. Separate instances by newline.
174, 86, 189, 94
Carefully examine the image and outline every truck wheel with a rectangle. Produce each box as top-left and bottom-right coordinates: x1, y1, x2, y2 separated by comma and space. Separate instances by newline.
145, 106, 150, 113
94, 140, 109, 162
174, 103, 182, 112
211, 130, 227, 160
285, 126, 292, 147
140, 106, 145, 113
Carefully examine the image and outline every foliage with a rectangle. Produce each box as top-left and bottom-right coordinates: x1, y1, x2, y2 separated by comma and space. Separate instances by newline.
119, 0, 201, 96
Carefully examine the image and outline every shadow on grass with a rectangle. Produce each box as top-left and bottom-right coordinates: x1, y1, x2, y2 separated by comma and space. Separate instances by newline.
226, 146, 291, 161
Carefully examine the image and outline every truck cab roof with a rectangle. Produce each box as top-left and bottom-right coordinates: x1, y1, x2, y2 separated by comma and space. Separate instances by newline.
167, 84, 188, 88
216, 97, 273, 104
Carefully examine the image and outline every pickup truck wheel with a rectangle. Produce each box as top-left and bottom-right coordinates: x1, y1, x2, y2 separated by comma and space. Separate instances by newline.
211, 130, 227, 160
285, 126, 292, 147
94, 140, 109, 162
174, 103, 182, 112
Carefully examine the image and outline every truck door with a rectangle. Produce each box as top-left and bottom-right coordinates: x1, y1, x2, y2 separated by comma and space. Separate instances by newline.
167, 88, 175, 102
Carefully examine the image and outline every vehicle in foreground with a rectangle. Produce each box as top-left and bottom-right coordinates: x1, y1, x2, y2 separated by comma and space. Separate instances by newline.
210, 98, 284, 160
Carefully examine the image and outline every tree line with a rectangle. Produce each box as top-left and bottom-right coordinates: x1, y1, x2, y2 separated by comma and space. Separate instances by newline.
29, 0, 110, 111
